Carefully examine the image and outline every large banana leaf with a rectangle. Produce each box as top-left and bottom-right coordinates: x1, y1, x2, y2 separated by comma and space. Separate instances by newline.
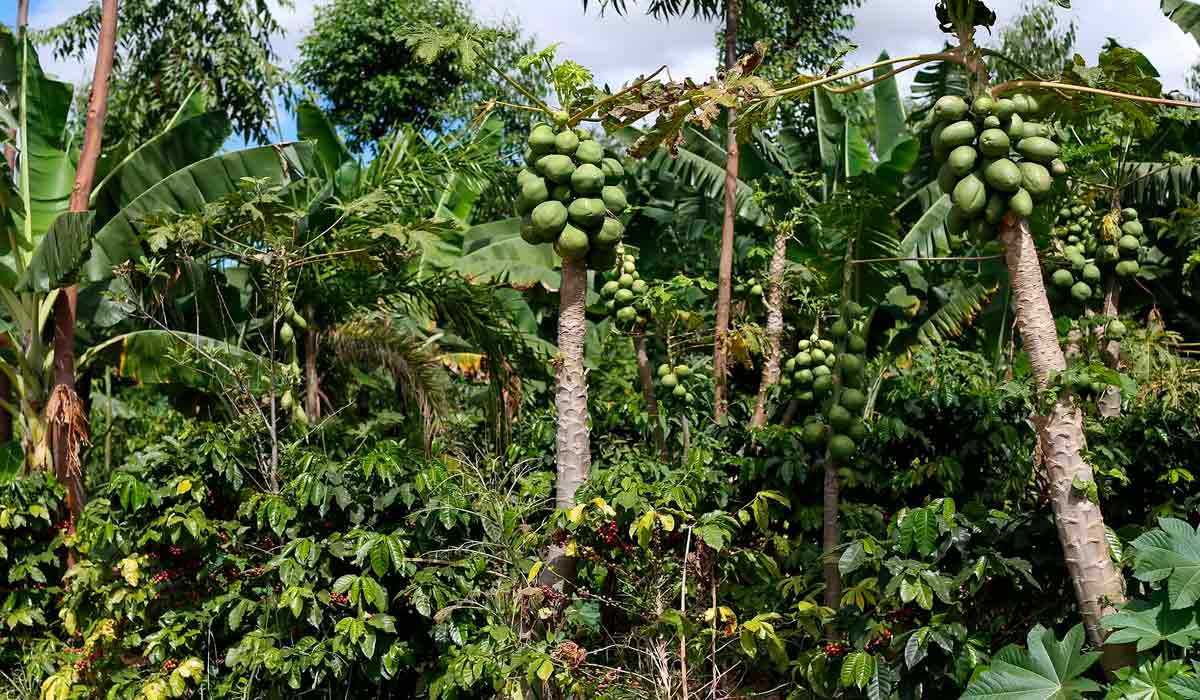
645, 126, 766, 226
82, 142, 318, 283
1122, 161, 1200, 210
873, 50, 907, 163
1163, 0, 1200, 44
455, 217, 560, 291
89, 107, 231, 227
814, 87, 842, 198
3, 29, 75, 254
297, 100, 360, 195
16, 211, 93, 292
80, 330, 280, 396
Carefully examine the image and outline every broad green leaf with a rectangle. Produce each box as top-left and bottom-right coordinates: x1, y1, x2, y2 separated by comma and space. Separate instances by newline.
84, 143, 318, 283
1102, 594, 1200, 651
1132, 518, 1200, 609
873, 50, 907, 162
456, 217, 561, 291
15, 211, 93, 292
297, 100, 356, 182
1163, 0, 1200, 45
1104, 658, 1191, 700
911, 507, 938, 556
813, 87, 843, 198
918, 282, 997, 347
960, 624, 1101, 700
841, 651, 876, 690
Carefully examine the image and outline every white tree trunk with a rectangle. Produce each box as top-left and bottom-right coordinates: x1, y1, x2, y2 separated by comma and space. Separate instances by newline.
999, 214, 1133, 672
544, 258, 591, 591
751, 226, 787, 428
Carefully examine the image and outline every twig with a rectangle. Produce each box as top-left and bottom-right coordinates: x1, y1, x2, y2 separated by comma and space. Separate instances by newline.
991, 80, 1200, 110
568, 65, 668, 126
772, 52, 960, 99
480, 55, 553, 115
679, 526, 692, 699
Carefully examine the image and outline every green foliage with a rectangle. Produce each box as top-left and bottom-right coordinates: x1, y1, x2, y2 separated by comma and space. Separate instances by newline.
44, 0, 284, 145
961, 624, 1101, 700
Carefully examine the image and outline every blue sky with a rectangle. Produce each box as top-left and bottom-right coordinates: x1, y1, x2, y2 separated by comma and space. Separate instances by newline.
4, 0, 1198, 152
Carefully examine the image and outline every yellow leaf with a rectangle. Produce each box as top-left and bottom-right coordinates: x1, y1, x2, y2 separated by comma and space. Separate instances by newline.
565, 540, 577, 557
567, 504, 586, 525
119, 557, 140, 586
592, 497, 615, 516
658, 514, 675, 532
176, 479, 192, 495
537, 658, 554, 681
526, 561, 543, 584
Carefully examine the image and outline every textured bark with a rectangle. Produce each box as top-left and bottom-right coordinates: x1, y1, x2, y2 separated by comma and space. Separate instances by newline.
822, 460, 841, 611
633, 333, 668, 460
304, 304, 321, 420
780, 399, 799, 427
751, 226, 788, 428
1097, 279, 1122, 419
712, 0, 740, 421
544, 258, 591, 591
1000, 214, 1133, 672
50, 0, 118, 524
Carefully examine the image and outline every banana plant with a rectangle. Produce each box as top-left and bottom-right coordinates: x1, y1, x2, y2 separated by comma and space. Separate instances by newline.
0, 26, 317, 469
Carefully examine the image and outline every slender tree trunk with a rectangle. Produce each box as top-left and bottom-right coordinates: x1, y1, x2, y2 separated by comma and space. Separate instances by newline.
0, 0, 27, 446
634, 332, 668, 460
751, 225, 787, 428
999, 214, 1134, 672
543, 258, 591, 591
50, 0, 118, 526
304, 304, 321, 420
822, 460, 841, 610
712, 0, 740, 420
16, 0, 27, 30
1097, 279, 1122, 418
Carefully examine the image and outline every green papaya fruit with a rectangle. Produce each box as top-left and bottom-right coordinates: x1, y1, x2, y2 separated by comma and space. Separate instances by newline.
516, 168, 539, 188
1052, 268, 1074, 288
1009, 188, 1034, 217
940, 120, 977, 149
827, 404, 852, 431
829, 320, 849, 339
522, 177, 550, 206
1050, 159, 1067, 177
537, 154, 576, 184
1121, 207, 1138, 222
1116, 259, 1139, 277
1107, 320, 1127, 339
571, 163, 605, 194
938, 162, 958, 195
947, 145, 978, 176
552, 184, 572, 202
528, 124, 557, 154
600, 157, 625, 185
802, 422, 827, 447
1071, 281, 1092, 301
995, 98, 1017, 120
953, 173, 987, 215
572, 140, 604, 166
947, 203, 969, 234
841, 388, 866, 412
554, 130, 580, 155
1019, 161, 1053, 198
983, 115, 1001, 129
984, 191, 1007, 224
1122, 221, 1143, 237
280, 322, 294, 345
1082, 263, 1101, 283
531, 200, 569, 239
568, 198, 607, 228
1006, 112, 1024, 140
971, 95, 995, 115
813, 364, 831, 378
615, 306, 637, 324
601, 280, 620, 298
984, 158, 1022, 192
520, 215, 539, 244
555, 224, 590, 260
828, 434, 856, 460
1118, 235, 1140, 254
813, 375, 833, 395
847, 334, 867, 353
795, 351, 812, 367
596, 217, 624, 247
933, 95, 970, 122
601, 185, 627, 213
839, 353, 864, 374
614, 288, 635, 305
1016, 136, 1060, 163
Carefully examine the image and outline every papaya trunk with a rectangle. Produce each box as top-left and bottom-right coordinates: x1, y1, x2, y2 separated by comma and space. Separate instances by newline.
999, 214, 1133, 672
634, 332, 668, 460
1097, 278, 1122, 419
822, 459, 841, 611
712, 0, 740, 420
543, 258, 591, 591
50, 0, 118, 526
304, 304, 321, 420
751, 224, 787, 428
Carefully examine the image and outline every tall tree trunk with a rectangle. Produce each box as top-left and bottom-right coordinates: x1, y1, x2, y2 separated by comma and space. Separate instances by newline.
634, 332, 668, 460
822, 460, 841, 610
712, 0, 740, 420
543, 258, 591, 591
304, 304, 321, 420
751, 224, 787, 428
0, 0, 27, 446
50, 0, 119, 526
16, 0, 28, 30
1097, 278, 1122, 418
999, 214, 1134, 673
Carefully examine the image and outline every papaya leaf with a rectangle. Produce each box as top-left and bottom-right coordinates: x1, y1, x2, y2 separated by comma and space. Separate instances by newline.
1162, 0, 1200, 46
1101, 593, 1200, 651
1131, 517, 1200, 609
959, 624, 1101, 700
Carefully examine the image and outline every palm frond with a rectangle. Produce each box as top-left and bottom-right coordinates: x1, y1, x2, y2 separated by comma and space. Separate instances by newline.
1122, 160, 1200, 210
327, 315, 450, 453
644, 126, 767, 226
917, 281, 998, 346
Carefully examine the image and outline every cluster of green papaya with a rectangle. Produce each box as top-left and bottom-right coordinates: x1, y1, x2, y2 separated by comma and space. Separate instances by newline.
1047, 202, 1148, 304
516, 120, 628, 270
600, 248, 649, 331
780, 332, 837, 402
278, 302, 308, 422
798, 303, 870, 461
734, 277, 765, 300
931, 93, 1066, 238
656, 362, 696, 404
